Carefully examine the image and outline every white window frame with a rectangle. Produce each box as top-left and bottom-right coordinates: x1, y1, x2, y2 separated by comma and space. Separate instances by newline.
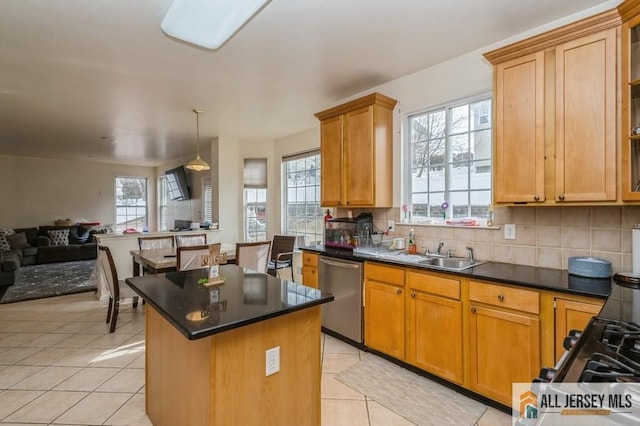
203, 176, 213, 223
244, 158, 267, 242
158, 176, 168, 231
115, 176, 148, 233
405, 94, 492, 223
282, 150, 322, 246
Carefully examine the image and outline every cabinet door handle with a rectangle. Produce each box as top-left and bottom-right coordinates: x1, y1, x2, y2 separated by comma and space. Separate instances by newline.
498, 294, 504, 302
533, 195, 540, 201
558, 194, 565, 201
471, 307, 477, 314
411, 293, 416, 298
396, 289, 402, 295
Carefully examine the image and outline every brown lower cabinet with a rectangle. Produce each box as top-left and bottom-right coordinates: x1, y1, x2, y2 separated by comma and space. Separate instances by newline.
406, 270, 463, 384
364, 263, 406, 359
554, 297, 603, 362
301, 252, 318, 288
359, 260, 606, 407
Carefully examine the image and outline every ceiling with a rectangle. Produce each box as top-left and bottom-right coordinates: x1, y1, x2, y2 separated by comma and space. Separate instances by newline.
0, 0, 615, 167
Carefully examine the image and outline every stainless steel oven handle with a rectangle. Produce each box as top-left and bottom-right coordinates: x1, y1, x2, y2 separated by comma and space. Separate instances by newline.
320, 258, 360, 269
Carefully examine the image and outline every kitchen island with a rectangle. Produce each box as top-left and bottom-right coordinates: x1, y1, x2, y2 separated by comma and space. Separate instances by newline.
126, 265, 334, 426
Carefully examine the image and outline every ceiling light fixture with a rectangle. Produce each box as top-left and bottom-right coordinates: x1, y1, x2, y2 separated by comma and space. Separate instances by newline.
161, 0, 271, 50
185, 108, 211, 172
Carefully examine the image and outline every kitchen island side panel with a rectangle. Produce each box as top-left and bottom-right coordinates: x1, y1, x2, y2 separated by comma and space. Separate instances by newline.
145, 304, 322, 426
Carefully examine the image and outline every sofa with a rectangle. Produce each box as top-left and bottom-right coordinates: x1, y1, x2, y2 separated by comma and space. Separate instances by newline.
0, 225, 103, 290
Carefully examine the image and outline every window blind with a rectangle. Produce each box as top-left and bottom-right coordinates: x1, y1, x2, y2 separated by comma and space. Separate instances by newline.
244, 158, 267, 188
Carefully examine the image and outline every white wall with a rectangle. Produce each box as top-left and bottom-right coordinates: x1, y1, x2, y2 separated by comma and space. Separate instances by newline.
0, 155, 156, 228
216, 136, 242, 243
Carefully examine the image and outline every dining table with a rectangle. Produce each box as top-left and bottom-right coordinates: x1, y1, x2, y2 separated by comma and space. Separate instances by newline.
130, 243, 236, 276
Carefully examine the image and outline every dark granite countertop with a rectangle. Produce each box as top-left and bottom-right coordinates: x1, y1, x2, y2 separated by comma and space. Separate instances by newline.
126, 264, 334, 340
301, 245, 611, 299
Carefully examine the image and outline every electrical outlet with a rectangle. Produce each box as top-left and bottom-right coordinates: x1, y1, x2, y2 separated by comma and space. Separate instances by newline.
504, 224, 516, 240
266, 346, 280, 376
387, 220, 395, 233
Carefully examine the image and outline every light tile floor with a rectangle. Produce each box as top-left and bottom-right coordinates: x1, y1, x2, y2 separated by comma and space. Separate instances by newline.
0, 292, 511, 425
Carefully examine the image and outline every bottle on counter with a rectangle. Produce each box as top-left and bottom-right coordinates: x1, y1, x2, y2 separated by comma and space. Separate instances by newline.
408, 228, 416, 254
324, 209, 333, 221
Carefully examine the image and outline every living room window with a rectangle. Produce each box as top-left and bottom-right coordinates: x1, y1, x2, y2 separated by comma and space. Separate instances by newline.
244, 159, 267, 242
115, 176, 148, 233
282, 151, 322, 246
203, 177, 213, 223
158, 176, 168, 231
406, 95, 492, 223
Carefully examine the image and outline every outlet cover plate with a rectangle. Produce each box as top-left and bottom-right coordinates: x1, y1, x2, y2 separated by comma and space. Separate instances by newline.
387, 220, 395, 232
266, 346, 280, 376
504, 224, 516, 240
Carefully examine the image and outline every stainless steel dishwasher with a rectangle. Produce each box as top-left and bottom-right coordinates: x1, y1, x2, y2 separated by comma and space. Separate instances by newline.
318, 256, 363, 343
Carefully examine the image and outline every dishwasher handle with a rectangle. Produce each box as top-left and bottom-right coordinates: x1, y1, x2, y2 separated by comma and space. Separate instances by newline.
320, 257, 361, 269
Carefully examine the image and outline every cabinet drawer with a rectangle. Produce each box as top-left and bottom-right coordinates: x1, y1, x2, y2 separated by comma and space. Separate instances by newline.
365, 262, 405, 287
407, 271, 460, 300
469, 281, 539, 314
302, 252, 318, 267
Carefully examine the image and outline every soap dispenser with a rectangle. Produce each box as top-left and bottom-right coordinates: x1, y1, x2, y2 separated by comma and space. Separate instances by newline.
408, 228, 416, 254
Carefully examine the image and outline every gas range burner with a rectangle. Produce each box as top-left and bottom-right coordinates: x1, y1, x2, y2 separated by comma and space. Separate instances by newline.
580, 353, 640, 382
601, 320, 640, 350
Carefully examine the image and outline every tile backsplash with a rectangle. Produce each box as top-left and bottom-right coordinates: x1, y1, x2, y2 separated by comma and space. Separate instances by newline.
341, 206, 640, 273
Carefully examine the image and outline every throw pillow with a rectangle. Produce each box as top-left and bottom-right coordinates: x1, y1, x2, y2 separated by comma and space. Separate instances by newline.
48, 229, 70, 246
0, 235, 9, 252
0, 228, 16, 237
7, 232, 31, 250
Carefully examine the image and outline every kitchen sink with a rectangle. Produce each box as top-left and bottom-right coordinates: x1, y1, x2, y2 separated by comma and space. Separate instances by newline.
417, 256, 485, 271
353, 247, 485, 270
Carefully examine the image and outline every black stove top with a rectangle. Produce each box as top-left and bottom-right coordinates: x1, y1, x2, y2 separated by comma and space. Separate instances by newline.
553, 318, 640, 383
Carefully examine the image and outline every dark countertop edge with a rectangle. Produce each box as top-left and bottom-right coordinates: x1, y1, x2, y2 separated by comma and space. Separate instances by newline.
301, 246, 611, 299
126, 281, 334, 340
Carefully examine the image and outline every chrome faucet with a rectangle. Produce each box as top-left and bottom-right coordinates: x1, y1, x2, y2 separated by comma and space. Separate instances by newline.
436, 242, 444, 255
466, 246, 474, 262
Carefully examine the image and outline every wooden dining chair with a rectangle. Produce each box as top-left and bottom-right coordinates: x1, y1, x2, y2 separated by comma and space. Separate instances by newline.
177, 243, 226, 271
98, 245, 139, 333
235, 241, 271, 273
138, 235, 175, 250
267, 235, 297, 277
175, 233, 207, 247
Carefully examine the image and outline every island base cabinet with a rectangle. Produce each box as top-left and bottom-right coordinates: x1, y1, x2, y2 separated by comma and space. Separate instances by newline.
406, 292, 463, 384
145, 305, 322, 426
468, 305, 540, 406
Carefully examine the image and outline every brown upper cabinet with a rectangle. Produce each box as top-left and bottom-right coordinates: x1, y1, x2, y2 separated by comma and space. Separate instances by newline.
485, 10, 620, 205
315, 93, 397, 207
620, 0, 640, 200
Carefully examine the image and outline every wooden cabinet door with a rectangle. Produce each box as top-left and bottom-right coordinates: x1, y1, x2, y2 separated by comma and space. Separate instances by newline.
301, 252, 319, 288
554, 298, 602, 362
468, 305, 540, 406
494, 51, 545, 203
320, 115, 344, 206
302, 267, 318, 288
344, 106, 375, 206
364, 280, 405, 359
555, 28, 617, 201
406, 291, 462, 384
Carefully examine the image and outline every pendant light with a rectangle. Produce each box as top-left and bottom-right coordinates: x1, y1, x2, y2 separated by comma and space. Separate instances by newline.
185, 108, 211, 172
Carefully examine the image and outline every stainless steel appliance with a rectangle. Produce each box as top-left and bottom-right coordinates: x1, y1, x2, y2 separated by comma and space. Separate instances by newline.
318, 256, 363, 342
524, 276, 640, 425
